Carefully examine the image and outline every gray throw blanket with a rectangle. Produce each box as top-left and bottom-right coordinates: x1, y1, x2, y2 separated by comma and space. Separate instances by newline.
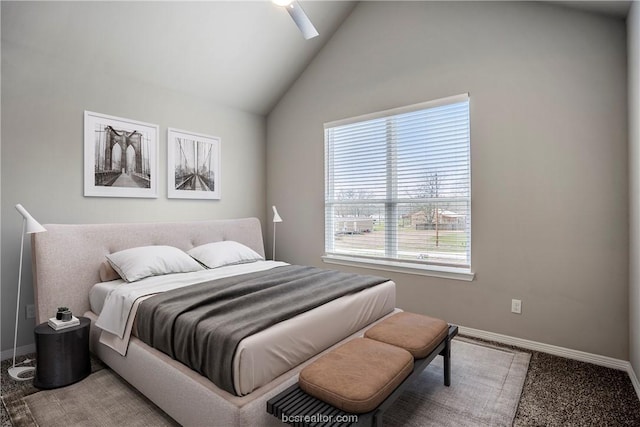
136, 265, 388, 395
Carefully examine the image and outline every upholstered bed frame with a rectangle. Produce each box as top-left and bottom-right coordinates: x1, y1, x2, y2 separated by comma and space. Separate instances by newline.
31, 218, 396, 426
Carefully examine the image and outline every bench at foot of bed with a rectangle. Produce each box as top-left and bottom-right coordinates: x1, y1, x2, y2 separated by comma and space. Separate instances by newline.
267, 312, 458, 427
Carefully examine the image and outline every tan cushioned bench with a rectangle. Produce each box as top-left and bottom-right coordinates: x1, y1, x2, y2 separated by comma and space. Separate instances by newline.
268, 313, 458, 426
364, 311, 449, 358
299, 338, 414, 414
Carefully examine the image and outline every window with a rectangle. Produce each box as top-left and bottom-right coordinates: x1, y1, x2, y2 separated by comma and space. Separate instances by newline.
324, 94, 471, 277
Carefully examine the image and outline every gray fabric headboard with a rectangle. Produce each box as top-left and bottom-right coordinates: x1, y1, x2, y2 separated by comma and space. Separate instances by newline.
31, 218, 265, 324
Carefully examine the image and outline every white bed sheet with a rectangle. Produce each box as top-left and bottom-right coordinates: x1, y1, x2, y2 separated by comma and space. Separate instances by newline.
93, 261, 288, 338
90, 261, 396, 395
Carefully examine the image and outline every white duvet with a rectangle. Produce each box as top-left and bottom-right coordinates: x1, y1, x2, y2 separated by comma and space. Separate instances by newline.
90, 260, 396, 395
93, 261, 288, 339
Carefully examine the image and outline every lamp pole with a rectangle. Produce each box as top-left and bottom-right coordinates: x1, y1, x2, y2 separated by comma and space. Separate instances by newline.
9, 205, 46, 381
272, 206, 283, 261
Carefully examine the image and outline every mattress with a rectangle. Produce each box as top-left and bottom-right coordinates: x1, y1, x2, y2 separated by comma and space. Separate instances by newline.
89, 262, 396, 395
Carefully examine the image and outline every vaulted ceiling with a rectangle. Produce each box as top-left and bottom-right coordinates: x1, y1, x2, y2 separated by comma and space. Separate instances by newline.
2, 1, 356, 115
1, 1, 630, 116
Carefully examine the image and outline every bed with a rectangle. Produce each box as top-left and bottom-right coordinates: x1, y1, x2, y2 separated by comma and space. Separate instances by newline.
31, 218, 397, 426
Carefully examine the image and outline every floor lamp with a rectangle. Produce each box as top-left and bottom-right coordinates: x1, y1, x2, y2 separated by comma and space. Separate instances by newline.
272, 206, 283, 261
8, 204, 46, 381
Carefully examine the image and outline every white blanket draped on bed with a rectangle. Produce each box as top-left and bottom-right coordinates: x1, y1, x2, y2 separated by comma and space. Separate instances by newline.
93, 261, 289, 338
90, 260, 396, 395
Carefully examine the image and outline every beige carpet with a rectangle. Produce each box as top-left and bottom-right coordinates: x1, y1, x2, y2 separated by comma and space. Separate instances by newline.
3, 338, 529, 426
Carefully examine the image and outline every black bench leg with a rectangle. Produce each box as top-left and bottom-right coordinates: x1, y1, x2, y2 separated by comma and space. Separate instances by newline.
443, 337, 452, 386
373, 410, 384, 427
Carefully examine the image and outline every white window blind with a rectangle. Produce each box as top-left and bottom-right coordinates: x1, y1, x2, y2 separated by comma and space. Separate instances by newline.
324, 94, 471, 270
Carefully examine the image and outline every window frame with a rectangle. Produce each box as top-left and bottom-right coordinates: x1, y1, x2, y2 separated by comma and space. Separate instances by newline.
323, 94, 474, 281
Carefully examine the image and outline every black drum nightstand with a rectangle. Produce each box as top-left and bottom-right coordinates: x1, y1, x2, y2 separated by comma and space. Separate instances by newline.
33, 316, 91, 389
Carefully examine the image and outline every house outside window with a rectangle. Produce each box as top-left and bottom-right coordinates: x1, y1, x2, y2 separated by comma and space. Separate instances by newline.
323, 94, 472, 280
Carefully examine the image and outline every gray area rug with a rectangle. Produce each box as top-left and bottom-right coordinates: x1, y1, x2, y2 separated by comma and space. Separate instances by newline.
3, 369, 177, 427
2, 338, 528, 426
384, 337, 530, 426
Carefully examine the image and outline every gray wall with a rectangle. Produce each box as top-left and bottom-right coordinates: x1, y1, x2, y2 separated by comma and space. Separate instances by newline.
1, 4, 266, 353
267, 1, 629, 358
629, 1, 640, 376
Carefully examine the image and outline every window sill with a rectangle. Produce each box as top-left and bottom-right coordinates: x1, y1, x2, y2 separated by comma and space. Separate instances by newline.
321, 254, 475, 282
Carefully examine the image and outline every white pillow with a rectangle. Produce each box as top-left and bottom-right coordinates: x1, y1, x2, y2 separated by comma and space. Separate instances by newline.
106, 245, 204, 282
188, 241, 264, 269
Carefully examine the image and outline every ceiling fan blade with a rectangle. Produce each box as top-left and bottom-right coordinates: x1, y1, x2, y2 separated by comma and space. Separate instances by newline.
286, 1, 319, 40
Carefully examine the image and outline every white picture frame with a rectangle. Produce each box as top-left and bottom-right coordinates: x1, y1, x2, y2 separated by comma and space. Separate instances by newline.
84, 111, 159, 198
167, 128, 221, 200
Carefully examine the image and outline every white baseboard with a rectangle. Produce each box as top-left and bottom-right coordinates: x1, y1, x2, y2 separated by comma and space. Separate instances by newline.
459, 325, 640, 401
459, 325, 629, 370
0, 343, 36, 362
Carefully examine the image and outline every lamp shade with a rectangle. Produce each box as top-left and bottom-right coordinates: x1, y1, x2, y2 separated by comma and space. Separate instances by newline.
272, 206, 283, 223
15, 204, 46, 234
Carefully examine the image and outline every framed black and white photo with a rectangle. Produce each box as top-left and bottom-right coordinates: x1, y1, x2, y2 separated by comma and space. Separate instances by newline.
84, 111, 158, 198
167, 128, 221, 200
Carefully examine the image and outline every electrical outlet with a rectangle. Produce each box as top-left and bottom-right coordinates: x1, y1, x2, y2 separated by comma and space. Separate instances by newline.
511, 299, 522, 314
26, 304, 36, 319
